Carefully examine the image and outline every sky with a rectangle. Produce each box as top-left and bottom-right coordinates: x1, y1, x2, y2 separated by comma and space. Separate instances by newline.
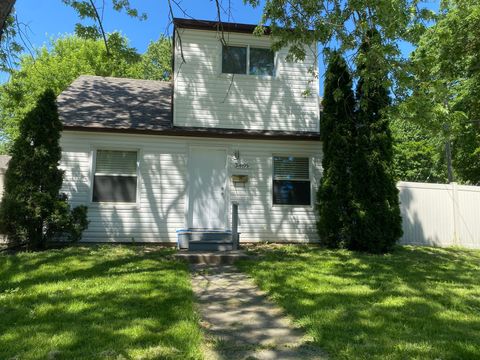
2, 0, 440, 88
12, 0, 264, 54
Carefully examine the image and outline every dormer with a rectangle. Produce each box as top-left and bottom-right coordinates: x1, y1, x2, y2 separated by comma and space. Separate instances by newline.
172, 18, 319, 133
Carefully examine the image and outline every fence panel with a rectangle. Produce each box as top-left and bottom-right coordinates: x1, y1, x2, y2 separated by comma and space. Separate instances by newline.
456, 184, 480, 249
398, 181, 480, 249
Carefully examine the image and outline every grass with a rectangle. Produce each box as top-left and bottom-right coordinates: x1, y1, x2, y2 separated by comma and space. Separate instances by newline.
237, 245, 480, 360
0, 246, 203, 360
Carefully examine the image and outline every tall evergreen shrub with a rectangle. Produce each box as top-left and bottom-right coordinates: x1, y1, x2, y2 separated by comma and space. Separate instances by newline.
317, 52, 356, 248
350, 30, 403, 253
0, 90, 88, 250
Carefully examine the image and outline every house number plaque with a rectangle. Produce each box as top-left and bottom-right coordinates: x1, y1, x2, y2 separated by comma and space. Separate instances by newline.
234, 161, 249, 169
232, 150, 250, 169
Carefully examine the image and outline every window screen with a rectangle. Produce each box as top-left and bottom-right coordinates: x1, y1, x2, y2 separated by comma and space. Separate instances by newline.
222, 45, 247, 74
93, 150, 138, 203
273, 156, 311, 205
249, 48, 274, 76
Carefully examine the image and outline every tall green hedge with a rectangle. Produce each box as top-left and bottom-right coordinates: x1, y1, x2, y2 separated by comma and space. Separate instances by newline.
350, 31, 402, 253
318, 35, 402, 253
0, 90, 88, 250
317, 52, 356, 248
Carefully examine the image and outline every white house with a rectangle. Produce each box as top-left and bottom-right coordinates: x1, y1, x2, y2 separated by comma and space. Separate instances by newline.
57, 18, 322, 249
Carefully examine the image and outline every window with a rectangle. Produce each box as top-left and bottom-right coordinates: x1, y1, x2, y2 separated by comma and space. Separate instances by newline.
93, 150, 138, 203
249, 48, 274, 76
273, 156, 311, 205
222, 45, 274, 76
222, 46, 247, 74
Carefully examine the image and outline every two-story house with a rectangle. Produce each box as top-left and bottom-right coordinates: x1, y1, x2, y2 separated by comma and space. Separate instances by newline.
57, 18, 322, 249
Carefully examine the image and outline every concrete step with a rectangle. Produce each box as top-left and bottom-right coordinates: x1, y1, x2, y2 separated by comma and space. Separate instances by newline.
177, 229, 233, 249
188, 241, 234, 251
175, 250, 250, 265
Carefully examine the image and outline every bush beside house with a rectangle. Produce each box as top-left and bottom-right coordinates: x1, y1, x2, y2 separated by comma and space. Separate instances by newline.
0, 90, 88, 250
317, 32, 402, 253
350, 30, 402, 253
317, 52, 356, 249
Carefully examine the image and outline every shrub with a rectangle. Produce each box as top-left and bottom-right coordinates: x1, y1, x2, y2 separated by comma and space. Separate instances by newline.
317, 52, 356, 248
349, 30, 402, 253
0, 90, 89, 250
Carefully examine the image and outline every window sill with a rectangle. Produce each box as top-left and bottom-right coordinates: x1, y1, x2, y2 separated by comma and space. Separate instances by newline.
217, 73, 276, 80
272, 204, 314, 209
89, 202, 140, 210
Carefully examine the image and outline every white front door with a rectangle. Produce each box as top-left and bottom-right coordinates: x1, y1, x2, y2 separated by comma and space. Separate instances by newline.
188, 147, 227, 229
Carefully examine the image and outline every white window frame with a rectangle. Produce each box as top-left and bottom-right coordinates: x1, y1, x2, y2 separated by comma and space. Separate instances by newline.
89, 146, 142, 208
271, 154, 313, 207
221, 43, 276, 77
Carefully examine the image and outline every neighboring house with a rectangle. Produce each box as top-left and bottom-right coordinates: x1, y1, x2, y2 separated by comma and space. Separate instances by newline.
57, 18, 322, 247
0, 155, 10, 243
0, 155, 10, 200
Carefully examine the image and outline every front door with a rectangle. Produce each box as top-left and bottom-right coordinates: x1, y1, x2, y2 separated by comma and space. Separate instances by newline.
188, 147, 227, 229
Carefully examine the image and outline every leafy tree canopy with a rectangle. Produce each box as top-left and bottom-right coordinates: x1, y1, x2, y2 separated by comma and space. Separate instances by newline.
0, 33, 171, 153
133, 37, 172, 81
390, 117, 447, 182
394, 0, 480, 183
1, 0, 146, 69
246, 0, 435, 88
62, 0, 146, 43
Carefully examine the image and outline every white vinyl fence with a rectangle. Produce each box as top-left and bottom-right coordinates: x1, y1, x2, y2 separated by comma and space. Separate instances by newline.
398, 181, 480, 249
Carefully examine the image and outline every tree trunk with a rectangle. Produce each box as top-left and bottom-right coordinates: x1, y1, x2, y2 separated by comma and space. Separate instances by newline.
0, 0, 16, 42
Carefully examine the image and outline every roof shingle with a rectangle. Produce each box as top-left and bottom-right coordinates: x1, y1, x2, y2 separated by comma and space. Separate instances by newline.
57, 75, 173, 131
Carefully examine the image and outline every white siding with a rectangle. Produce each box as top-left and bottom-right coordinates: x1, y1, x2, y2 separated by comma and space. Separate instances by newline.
173, 29, 319, 132
60, 131, 322, 243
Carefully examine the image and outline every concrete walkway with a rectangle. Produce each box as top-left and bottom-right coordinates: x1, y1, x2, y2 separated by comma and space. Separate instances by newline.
191, 265, 326, 360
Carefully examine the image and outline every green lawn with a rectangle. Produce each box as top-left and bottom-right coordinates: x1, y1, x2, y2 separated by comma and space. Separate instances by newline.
238, 245, 480, 360
0, 246, 203, 360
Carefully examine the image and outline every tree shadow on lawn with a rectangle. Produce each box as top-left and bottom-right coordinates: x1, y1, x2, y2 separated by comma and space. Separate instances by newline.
0, 246, 203, 360
237, 245, 480, 360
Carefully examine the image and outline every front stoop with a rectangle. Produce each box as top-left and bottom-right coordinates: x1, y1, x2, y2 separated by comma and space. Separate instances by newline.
176, 229, 238, 251
174, 250, 250, 265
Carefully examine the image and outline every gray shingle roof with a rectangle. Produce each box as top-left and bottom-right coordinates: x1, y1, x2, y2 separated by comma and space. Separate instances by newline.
57, 75, 173, 131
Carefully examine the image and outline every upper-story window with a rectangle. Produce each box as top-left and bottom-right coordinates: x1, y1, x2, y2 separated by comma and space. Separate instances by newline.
222, 45, 274, 76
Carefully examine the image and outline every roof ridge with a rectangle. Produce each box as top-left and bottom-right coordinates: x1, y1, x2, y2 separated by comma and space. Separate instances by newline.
75, 74, 171, 85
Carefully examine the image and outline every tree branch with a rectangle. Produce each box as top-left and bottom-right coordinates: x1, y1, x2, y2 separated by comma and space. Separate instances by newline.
214, 0, 227, 46
88, 0, 110, 55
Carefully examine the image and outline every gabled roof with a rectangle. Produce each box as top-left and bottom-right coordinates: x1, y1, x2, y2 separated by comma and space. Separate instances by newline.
57, 75, 173, 131
58, 75, 320, 141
